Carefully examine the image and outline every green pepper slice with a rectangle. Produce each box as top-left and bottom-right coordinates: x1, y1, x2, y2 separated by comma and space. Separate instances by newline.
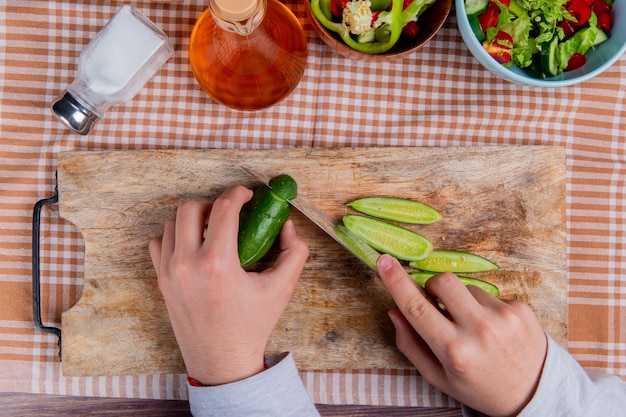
310, 0, 404, 54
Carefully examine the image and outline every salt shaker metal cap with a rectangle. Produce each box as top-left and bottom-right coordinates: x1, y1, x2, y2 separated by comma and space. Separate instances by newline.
51, 92, 100, 136
51, 5, 173, 135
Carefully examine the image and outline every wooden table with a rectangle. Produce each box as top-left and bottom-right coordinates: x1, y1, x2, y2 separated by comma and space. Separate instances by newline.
0, 393, 462, 416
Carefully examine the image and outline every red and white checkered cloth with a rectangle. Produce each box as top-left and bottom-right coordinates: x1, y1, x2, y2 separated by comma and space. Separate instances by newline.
0, 0, 624, 407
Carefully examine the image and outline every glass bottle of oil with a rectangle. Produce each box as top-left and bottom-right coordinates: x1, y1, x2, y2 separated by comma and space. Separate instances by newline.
189, 0, 307, 111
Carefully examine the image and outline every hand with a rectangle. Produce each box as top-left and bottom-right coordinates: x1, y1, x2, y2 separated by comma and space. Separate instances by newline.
149, 185, 309, 386
377, 254, 547, 417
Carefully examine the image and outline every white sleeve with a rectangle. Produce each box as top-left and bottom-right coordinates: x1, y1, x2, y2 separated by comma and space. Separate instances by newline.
187, 352, 320, 417
462, 335, 626, 417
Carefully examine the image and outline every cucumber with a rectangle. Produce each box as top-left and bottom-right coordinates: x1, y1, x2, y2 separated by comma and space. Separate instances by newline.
238, 174, 296, 268
409, 250, 499, 273
541, 36, 559, 77
348, 196, 442, 225
342, 214, 433, 261
334, 224, 381, 270
465, 0, 488, 15
468, 14, 486, 43
592, 29, 609, 47
269, 174, 297, 200
409, 271, 500, 297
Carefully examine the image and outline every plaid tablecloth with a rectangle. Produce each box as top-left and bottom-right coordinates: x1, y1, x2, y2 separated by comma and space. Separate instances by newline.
1, 0, 624, 407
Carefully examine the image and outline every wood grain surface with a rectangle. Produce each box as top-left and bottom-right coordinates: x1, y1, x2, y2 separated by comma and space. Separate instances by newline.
0, 393, 463, 417
57, 147, 567, 377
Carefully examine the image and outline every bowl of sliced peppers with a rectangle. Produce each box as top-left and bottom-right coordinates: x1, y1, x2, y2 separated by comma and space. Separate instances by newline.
307, 0, 453, 61
456, 0, 626, 86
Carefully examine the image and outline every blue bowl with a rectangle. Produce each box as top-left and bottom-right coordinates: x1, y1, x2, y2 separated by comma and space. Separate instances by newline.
455, 0, 626, 87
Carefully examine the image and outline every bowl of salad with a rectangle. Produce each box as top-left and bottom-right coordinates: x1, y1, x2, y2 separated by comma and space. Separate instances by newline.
307, 0, 453, 61
456, 0, 626, 86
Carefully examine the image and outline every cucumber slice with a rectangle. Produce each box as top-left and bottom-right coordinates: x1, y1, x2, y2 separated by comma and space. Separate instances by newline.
343, 214, 433, 261
409, 271, 500, 297
468, 14, 486, 43
592, 29, 609, 47
541, 36, 560, 77
465, 0, 488, 15
409, 250, 499, 273
348, 196, 442, 225
334, 224, 380, 270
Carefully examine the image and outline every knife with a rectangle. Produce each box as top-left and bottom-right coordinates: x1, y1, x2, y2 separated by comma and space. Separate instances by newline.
241, 166, 379, 272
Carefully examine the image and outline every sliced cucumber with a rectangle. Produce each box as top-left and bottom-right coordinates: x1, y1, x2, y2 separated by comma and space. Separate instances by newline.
468, 14, 486, 43
348, 196, 442, 225
465, 0, 488, 15
541, 36, 560, 77
334, 224, 380, 270
343, 214, 433, 262
409, 271, 500, 297
409, 250, 499, 273
592, 29, 609, 47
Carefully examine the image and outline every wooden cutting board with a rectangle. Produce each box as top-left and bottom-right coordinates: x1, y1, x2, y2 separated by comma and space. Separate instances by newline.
58, 147, 567, 377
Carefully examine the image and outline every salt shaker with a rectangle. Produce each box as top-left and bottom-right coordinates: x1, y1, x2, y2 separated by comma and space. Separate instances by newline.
51, 5, 173, 135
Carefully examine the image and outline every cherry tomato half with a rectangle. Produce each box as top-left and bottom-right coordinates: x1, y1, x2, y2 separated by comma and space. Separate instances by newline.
478, 2, 501, 32
566, 0, 592, 27
483, 30, 513, 64
597, 12, 611, 32
559, 19, 577, 38
330, 0, 349, 17
566, 52, 587, 71
592, 0, 612, 16
402, 21, 420, 38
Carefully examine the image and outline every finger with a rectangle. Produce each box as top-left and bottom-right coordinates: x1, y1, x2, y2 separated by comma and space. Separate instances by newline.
388, 309, 447, 388
466, 284, 500, 306
377, 254, 456, 348
260, 220, 309, 296
174, 200, 212, 252
148, 236, 163, 272
203, 185, 253, 255
154, 218, 176, 276
424, 273, 482, 323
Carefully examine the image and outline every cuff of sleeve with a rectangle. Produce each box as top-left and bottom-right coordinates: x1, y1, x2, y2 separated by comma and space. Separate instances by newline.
518, 334, 626, 416
188, 352, 320, 417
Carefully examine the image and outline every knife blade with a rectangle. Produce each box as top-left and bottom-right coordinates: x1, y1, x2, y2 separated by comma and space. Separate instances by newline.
241, 166, 379, 272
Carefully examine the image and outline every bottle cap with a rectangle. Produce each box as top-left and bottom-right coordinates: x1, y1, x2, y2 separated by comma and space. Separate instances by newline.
51, 92, 99, 135
213, 0, 257, 21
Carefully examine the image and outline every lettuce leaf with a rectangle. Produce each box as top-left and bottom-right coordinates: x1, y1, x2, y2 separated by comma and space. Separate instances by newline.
557, 13, 601, 69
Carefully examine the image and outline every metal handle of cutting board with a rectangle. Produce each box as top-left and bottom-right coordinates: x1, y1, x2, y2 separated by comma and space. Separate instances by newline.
32, 173, 62, 360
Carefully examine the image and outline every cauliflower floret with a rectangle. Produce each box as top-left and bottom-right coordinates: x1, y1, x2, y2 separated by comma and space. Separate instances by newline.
343, 1, 374, 36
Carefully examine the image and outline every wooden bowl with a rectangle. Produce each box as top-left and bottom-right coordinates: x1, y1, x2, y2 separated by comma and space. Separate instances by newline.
306, 0, 453, 62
